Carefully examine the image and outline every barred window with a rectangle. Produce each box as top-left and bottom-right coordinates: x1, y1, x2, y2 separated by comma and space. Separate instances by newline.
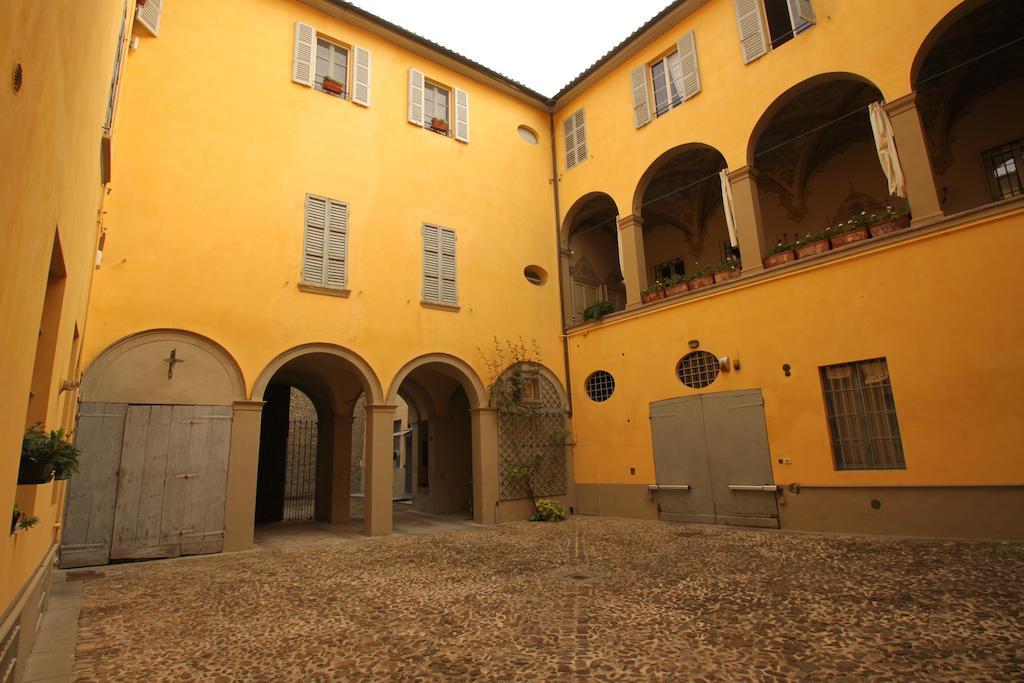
584, 371, 615, 403
677, 351, 719, 389
820, 358, 905, 470
982, 139, 1024, 202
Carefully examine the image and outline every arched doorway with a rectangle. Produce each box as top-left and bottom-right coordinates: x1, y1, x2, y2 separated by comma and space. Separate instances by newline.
385, 354, 493, 527
634, 144, 732, 282
913, 0, 1024, 213
62, 330, 245, 567
251, 344, 383, 535
561, 192, 625, 324
749, 74, 903, 247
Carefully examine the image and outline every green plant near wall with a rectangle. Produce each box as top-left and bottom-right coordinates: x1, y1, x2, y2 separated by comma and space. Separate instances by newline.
10, 503, 39, 535
582, 300, 614, 321
529, 499, 566, 522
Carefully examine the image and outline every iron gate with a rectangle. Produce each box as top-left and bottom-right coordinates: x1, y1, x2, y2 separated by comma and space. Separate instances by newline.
284, 418, 317, 520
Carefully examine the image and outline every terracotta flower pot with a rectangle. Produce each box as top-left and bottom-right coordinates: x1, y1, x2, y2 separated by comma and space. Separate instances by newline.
713, 268, 741, 283
795, 239, 830, 259
322, 79, 344, 95
689, 275, 714, 290
830, 227, 870, 248
641, 289, 665, 304
869, 214, 910, 238
664, 281, 689, 297
431, 120, 449, 133
763, 249, 797, 268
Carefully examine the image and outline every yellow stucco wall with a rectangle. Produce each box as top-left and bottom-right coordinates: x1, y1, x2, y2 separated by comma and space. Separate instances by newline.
85, 0, 566, 403
0, 1, 124, 617
554, 0, 966, 219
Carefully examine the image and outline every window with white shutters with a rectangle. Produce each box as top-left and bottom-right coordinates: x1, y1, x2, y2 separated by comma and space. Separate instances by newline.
563, 108, 587, 170
734, 0, 814, 64
631, 31, 701, 126
409, 70, 469, 142
292, 21, 370, 106
422, 224, 457, 307
135, 0, 162, 36
302, 194, 348, 290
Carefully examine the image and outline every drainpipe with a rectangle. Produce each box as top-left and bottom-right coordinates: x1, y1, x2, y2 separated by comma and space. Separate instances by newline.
549, 110, 573, 417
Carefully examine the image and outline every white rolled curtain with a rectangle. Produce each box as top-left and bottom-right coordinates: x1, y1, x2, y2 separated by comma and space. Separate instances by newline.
868, 101, 907, 198
719, 169, 738, 248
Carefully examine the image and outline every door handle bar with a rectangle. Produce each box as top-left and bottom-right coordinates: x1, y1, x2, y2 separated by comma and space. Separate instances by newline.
728, 484, 780, 492
647, 484, 690, 492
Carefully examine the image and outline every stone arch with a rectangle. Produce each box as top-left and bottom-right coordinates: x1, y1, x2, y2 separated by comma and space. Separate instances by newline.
385, 353, 488, 410
252, 343, 383, 408
81, 329, 245, 404
910, 0, 990, 86
561, 191, 620, 242
632, 143, 726, 217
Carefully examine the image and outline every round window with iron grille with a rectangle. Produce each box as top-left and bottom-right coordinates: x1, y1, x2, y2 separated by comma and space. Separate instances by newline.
584, 370, 615, 402
677, 351, 720, 389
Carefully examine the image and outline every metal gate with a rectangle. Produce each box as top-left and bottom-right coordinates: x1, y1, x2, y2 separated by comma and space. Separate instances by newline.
649, 389, 779, 528
283, 418, 317, 521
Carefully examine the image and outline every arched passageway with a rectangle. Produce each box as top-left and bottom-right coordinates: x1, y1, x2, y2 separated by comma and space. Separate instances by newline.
561, 193, 625, 324
749, 75, 902, 249
913, 0, 1024, 213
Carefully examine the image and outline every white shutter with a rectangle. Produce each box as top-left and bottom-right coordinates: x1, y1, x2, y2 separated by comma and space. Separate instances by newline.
302, 195, 327, 284
325, 200, 348, 288
292, 21, 316, 86
439, 228, 457, 305
676, 31, 701, 100
422, 224, 441, 302
630, 65, 651, 128
352, 46, 371, 106
573, 109, 588, 164
734, 0, 768, 64
136, 0, 162, 36
454, 88, 470, 143
563, 117, 577, 170
408, 68, 425, 126
787, 0, 816, 34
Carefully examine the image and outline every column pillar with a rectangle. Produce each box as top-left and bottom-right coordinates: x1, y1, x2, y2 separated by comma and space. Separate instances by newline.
330, 415, 354, 524
616, 214, 648, 308
470, 407, 498, 525
223, 400, 264, 552
885, 92, 943, 224
727, 166, 768, 275
363, 403, 397, 536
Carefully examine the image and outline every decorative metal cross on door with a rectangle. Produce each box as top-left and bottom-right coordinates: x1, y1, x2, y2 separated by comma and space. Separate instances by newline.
163, 347, 185, 379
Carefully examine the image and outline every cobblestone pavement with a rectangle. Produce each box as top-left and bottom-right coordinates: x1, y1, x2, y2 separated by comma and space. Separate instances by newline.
72, 518, 1023, 680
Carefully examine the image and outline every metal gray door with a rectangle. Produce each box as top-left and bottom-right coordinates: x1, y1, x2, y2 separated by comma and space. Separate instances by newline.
650, 396, 715, 524
649, 389, 778, 528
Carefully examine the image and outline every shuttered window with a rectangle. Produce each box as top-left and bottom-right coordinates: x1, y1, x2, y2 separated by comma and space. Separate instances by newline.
293, 21, 370, 106
423, 224, 457, 306
302, 194, 348, 290
563, 108, 587, 170
631, 32, 701, 127
734, 0, 814, 64
135, 0, 162, 36
409, 70, 469, 143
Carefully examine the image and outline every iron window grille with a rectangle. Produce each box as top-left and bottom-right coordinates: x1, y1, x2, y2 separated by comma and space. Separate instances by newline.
654, 258, 685, 283
982, 139, 1024, 202
677, 351, 720, 389
820, 358, 905, 471
584, 371, 616, 403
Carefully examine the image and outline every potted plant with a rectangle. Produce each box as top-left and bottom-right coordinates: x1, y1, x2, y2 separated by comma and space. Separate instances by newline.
430, 117, 449, 134
19, 424, 80, 485
830, 213, 871, 248
582, 300, 614, 321
713, 256, 742, 283
662, 274, 689, 297
868, 205, 911, 238
763, 240, 798, 268
688, 265, 715, 291
321, 76, 344, 96
640, 282, 666, 303
10, 503, 39, 535
795, 229, 831, 259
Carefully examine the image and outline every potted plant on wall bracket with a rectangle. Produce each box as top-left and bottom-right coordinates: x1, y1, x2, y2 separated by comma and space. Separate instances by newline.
795, 229, 832, 259
640, 281, 666, 304
10, 503, 39, 536
582, 300, 614, 321
868, 205, 911, 238
18, 424, 80, 485
321, 76, 344, 96
713, 256, 742, 283
430, 117, 449, 134
763, 240, 798, 268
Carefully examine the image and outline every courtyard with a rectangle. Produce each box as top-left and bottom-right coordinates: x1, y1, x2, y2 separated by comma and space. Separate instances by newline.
58, 517, 1023, 680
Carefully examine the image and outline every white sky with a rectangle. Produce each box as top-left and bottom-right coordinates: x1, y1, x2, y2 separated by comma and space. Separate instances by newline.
347, 0, 673, 96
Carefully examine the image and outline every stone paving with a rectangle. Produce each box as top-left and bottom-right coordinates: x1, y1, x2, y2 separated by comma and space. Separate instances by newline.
71, 518, 1023, 680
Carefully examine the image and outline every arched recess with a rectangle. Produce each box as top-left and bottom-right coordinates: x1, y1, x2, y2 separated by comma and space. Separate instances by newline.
748, 72, 900, 246
252, 343, 383, 409
632, 143, 732, 281
912, 0, 1024, 213
560, 192, 625, 324
81, 328, 245, 404
385, 353, 487, 410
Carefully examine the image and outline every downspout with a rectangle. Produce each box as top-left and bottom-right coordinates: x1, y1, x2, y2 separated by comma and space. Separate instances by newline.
549, 110, 573, 417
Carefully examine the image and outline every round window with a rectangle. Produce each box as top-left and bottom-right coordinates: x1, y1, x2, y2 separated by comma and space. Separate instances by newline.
524, 265, 548, 285
677, 351, 720, 389
517, 125, 539, 144
585, 370, 615, 402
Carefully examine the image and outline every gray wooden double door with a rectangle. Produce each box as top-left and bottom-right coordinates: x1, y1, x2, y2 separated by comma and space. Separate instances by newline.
649, 390, 779, 528
61, 403, 232, 568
